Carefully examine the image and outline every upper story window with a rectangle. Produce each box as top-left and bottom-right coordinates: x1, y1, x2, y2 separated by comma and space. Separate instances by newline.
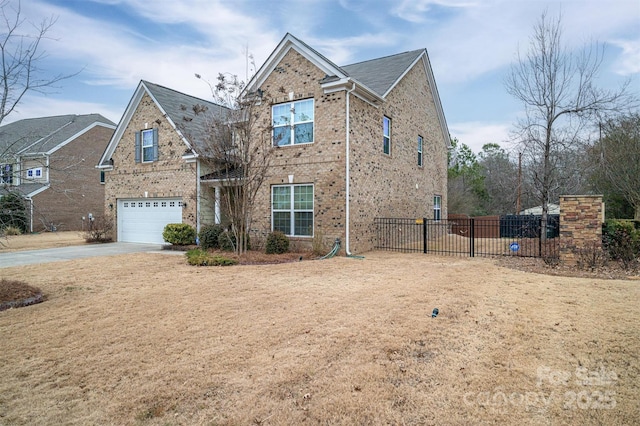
27, 167, 43, 179
383, 116, 391, 155
100, 170, 105, 184
135, 128, 159, 163
272, 99, 314, 146
0, 164, 12, 184
418, 135, 423, 167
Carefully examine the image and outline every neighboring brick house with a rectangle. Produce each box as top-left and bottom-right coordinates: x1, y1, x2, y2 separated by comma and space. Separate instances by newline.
99, 34, 449, 252
0, 114, 115, 232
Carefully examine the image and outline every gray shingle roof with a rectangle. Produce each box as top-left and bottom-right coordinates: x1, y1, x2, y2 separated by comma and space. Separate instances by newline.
341, 49, 425, 97
142, 80, 230, 154
0, 114, 115, 157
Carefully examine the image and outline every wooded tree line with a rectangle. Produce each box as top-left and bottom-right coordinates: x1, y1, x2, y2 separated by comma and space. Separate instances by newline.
448, 112, 639, 219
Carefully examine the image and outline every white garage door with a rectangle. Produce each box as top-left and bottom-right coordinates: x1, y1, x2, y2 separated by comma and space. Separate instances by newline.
117, 198, 182, 244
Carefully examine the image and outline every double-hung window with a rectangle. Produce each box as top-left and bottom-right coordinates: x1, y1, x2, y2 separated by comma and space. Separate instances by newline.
272, 184, 314, 236
418, 135, 423, 167
142, 129, 154, 162
383, 116, 391, 155
433, 195, 442, 221
0, 164, 12, 184
135, 128, 159, 163
272, 99, 314, 146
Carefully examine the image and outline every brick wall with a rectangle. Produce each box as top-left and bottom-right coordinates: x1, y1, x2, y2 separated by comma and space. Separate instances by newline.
249, 49, 448, 253
559, 195, 603, 265
104, 93, 199, 235
31, 125, 113, 231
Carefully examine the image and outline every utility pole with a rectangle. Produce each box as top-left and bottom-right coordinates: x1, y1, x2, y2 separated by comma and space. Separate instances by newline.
516, 152, 522, 214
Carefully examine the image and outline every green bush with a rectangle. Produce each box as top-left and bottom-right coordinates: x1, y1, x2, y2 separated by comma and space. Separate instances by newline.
0, 192, 28, 234
217, 231, 250, 252
603, 220, 640, 269
199, 224, 224, 250
265, 231, 289, 254
185, 249, 237, 266
162, 223, 196, 245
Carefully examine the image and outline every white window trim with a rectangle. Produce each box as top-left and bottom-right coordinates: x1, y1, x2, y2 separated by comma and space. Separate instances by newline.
272, 99, 314, 147
383, 116, 391, 155
418, 135, 423, 167
271, 184, 314, 237
141, 129, 154, 163
27, 167, 43, 179
434, 195, 442, 221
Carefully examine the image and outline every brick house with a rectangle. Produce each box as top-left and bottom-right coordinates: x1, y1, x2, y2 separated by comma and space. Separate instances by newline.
0, 114, 115, 232
99, 34, 449, 252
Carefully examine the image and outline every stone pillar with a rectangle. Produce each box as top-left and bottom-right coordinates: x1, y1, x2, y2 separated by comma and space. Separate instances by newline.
559, 195, 603, 265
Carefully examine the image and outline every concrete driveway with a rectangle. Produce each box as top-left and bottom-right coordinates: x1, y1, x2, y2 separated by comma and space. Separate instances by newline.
0, 242, 173, 268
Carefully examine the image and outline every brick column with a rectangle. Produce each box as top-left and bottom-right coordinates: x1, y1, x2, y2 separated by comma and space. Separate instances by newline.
559, 195, 603, 265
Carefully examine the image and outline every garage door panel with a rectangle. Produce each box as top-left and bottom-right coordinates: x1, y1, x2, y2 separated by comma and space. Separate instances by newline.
117, 198, 182, 244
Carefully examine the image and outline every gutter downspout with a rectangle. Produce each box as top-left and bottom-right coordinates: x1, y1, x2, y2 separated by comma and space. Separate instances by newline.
345, 83, 356, 256
196, 158, 201, 234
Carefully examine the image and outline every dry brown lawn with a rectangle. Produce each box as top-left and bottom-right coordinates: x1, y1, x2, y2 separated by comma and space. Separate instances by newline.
0, 231, 86, 252
0, 234, 638, 425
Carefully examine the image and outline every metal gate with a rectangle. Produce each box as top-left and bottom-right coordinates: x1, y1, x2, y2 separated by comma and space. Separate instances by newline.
374, 216, 559, 258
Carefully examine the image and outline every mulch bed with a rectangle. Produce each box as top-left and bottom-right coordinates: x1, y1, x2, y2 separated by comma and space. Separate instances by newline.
0, 279, 44, 311
162, 244, 318, 265
495, 256, 640, 280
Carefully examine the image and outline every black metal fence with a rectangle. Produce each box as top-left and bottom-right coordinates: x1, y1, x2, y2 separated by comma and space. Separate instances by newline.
374, 216, 559, 258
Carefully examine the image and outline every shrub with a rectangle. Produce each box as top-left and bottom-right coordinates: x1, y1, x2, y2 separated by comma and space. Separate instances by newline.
162, 223, 196, 245
217, 231, 250, 252
185, 249, 237, 266
83, 215, 114, 243
199, 224, 224, 250
0, 192, 28, 234
265, 231, 289, 254
576, 241, 607, 271
3, 225, 22, 236
603, 220, 640, 270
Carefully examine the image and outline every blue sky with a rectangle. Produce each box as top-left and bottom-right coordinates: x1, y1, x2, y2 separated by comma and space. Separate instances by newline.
8, 0, 640, 153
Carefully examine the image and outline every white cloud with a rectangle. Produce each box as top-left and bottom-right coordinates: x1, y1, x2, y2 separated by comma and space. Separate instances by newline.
448, 121, 513, 154
3, 94, 124, 126
610, 38, 640, 75
391, 0, 478, 23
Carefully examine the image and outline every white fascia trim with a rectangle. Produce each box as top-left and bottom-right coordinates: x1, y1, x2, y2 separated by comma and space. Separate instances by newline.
96, 164, 113, 171
98, 82, 147, 166
182, 153, 198, 163
46, 122, 117, 155
143, 82, 196, 153
246, 34, 348, 93
420, 55, 450, 148
321, 78, 383, 108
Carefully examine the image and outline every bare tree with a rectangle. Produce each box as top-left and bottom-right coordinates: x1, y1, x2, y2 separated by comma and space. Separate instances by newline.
195, 72, 275, 254
589, 113, 640, 219
0, 0, 76, 125
505, 11, 634, 238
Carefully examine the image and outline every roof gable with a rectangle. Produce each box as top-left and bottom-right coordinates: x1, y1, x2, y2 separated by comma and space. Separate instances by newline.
0, 114, 115, 157
341, 49, 424, 98
246, 33, 349, 94
247, 34, 449, 147
99, 81, 229, 167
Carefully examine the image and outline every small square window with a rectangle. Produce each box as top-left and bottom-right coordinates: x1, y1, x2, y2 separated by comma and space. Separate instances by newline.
169, 201, 175, 207
124, 202, 129, 207
161, 202, 167, 207
153, 202, 158, 207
